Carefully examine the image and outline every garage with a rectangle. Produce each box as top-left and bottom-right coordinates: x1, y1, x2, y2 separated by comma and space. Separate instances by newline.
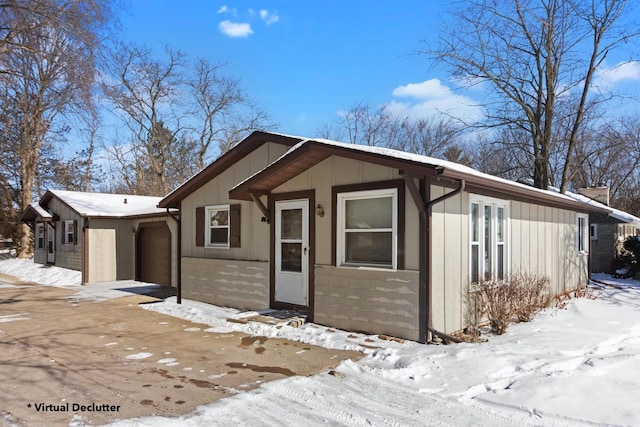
136, 221, 171, 286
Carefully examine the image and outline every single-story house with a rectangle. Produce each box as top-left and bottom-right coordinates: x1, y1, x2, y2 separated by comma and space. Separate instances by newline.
20, 190, 178, 286
568, 187, 640, 273
159, 131, 608, 343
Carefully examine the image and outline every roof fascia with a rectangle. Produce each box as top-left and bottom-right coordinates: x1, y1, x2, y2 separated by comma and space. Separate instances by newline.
159, 131, 303, 208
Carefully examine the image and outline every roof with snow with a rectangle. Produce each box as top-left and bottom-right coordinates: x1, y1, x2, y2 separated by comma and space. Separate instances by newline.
39, 190, 174, 219
566, 191, 640, 225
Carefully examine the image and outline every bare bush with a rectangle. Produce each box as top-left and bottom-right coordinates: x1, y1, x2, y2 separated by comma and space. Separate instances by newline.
510, 271, 552, 322
465, 271, 552, 336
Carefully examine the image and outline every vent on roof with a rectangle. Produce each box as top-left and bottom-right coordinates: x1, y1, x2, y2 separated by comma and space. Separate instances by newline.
124, 198, 128, 204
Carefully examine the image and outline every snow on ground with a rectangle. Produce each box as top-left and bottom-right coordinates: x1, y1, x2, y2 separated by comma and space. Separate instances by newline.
2, 256, 640, 426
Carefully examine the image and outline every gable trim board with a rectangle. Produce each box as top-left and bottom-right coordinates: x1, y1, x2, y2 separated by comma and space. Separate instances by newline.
160, 131, 611, 343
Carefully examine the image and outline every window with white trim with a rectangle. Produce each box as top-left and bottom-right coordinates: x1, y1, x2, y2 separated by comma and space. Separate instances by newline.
205, 205, 229, 248
64, 220, 75, 245
35, 223, 44, 249
336, 188, 397, 269
577, 214, 589, 253
470, 195, 508, 282
590, 223, 598, 240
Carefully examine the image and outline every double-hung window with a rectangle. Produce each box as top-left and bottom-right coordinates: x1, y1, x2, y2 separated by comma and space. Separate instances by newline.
64, 220, 75, 245
470, 195, 508, 282
206, 205, 230, 248
35, 223, 44, 249
336, 188, 397, 269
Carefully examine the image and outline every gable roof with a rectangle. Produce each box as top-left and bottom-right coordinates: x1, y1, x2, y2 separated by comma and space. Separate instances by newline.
19, 202, 58, 222
158, 131, 303, 208
40, 190, 170, 219
229, 134, 610, 214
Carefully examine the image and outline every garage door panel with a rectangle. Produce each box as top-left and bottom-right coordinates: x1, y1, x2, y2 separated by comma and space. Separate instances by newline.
137, 222, 171, 286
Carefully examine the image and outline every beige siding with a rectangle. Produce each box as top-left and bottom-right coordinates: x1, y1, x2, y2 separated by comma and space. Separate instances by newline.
87, 228, 117, 282
182, 257, 269, 310
314, 265, 420, 341
430, 186, 467, 333
181, 141, 290, 261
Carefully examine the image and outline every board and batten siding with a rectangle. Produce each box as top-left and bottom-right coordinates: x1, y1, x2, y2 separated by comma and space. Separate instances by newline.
181, 257, 269, 310
46, 198, 82, 271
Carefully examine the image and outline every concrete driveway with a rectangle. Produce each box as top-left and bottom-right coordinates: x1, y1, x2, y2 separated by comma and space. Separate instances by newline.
0, 276, 362, 426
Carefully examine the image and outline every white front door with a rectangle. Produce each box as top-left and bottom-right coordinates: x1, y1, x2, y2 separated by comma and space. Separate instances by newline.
46, 224, 55, 264
275, 199, 309, 306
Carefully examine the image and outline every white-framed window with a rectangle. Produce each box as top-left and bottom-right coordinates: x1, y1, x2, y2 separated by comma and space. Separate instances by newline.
590, 223, 598, 240
470, 195, 509, 282
35, 223, 44, 249
577, 214, 589, 254
64, 220, 75, 245
336, 188, 397, 269
205, 205, 230, 248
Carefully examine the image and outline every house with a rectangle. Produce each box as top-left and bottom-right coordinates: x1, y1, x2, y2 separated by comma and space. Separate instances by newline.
159, 131, 607, 343
569, 187, 640, 273
20, 190, 178, 286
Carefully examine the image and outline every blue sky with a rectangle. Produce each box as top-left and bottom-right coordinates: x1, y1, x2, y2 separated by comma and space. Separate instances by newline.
114, 1, 640, 139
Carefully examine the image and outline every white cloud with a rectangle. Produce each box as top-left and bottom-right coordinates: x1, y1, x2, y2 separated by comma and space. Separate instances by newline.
595, 61, 640, 89
217, 5, 228, 14
387, 79, 484, 123
392, 79, 453, 99
260, 9, 280, 25
218, 20, 253, 38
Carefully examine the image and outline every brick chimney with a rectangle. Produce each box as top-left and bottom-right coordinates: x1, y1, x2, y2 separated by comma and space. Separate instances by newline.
577, 186, 610, 206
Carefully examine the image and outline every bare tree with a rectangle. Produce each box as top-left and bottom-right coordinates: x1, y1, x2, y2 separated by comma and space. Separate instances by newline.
0, 0, 113, 257
102, 43, 186, 195
428, 0, 638, 192
189, 59, 273, 167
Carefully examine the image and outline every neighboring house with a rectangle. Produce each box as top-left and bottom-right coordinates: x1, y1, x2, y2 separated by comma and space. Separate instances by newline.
568, 188, 640, 273
20, 190, 178, 286
159, 131, 607, 343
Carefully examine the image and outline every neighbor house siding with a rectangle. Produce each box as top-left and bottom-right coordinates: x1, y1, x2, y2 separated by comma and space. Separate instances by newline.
181, 257, 269, 309
314, 265, 420, 341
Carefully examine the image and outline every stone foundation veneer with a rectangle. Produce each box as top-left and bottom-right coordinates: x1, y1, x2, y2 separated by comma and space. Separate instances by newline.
314, 265, 420, 341
181, 257, 269, 310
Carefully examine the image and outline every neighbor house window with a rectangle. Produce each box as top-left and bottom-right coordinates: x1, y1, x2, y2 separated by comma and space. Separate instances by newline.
470, 195, 508, 282
206, 205, 229, 248
64, 220, 75, 245
577, 214, 589, 253
35, 223, 44, 249
336, 188, 397, 269
590, 224, 598, 240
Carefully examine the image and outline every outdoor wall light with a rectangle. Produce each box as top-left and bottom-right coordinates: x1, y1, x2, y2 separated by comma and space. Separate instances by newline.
316, 204, 325, 217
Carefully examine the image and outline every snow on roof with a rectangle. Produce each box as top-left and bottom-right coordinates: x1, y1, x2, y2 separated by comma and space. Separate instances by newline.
28, 202, 53, 219
49, 190, 171, 218
233, 135, 598, 209
566, 191, 640, 224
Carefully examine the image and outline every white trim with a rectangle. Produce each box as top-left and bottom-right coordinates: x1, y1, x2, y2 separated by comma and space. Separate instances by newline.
336, 188, 398, 270
205, 205, 230, 249
577, 213, 589, 254
275, 199, 309, 306
64, 220, 75, 245
469, 194, 510, 282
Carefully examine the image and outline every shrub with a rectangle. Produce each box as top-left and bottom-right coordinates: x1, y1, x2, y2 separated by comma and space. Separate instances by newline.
614, 236, 640, 278
464, 271, 552, 336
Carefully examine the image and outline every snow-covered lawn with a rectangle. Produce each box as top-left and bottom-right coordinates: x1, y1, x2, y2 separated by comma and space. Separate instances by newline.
2, 257, 640, 426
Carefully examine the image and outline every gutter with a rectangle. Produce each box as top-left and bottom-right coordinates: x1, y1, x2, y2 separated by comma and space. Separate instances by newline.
426, 179, 465, 344
402, 171, 464, 344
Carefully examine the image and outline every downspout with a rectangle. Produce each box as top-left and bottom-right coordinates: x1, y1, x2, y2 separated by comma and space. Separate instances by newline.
166, 206, 181, 304
82, 218, 90, 285
426, 178, 465, 344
